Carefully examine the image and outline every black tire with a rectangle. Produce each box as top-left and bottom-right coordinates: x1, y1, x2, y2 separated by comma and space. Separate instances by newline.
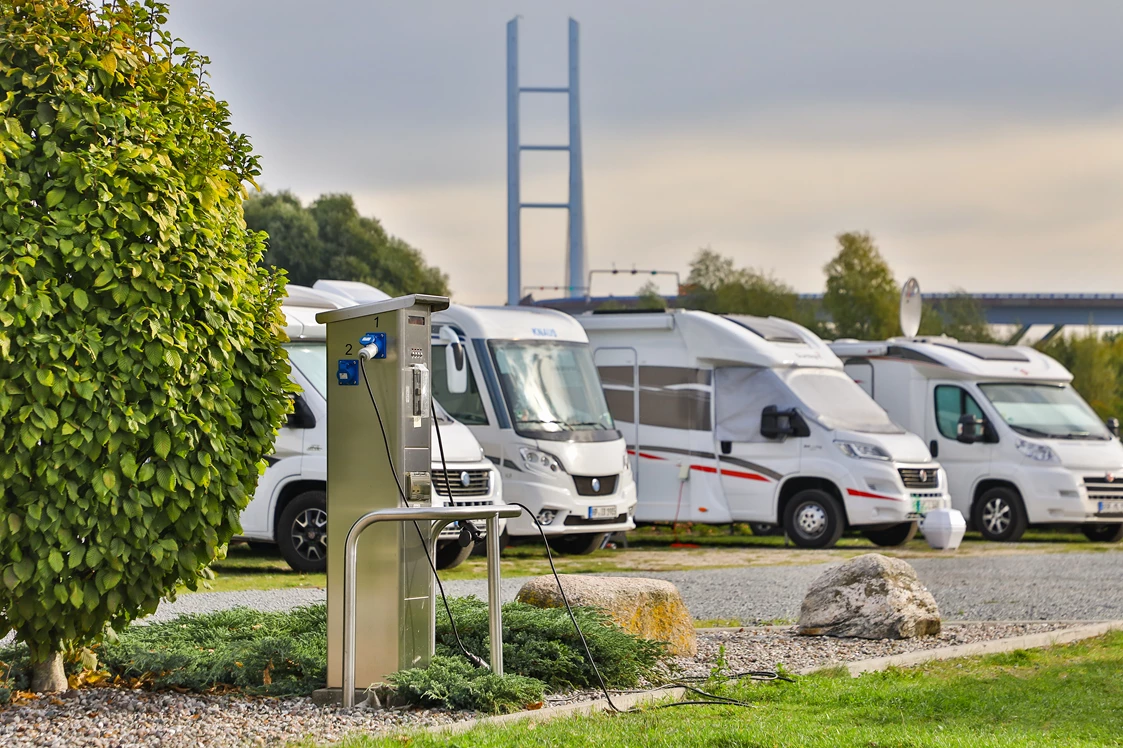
548, 532, 608, 555
1081, 523, 1123, 543
972, 487, 1028, 542
783, 489, 845, 549
435, 539, 474, 570
277, 491, 328, 573
749, 522, 784, 537
862, 522, 918, 547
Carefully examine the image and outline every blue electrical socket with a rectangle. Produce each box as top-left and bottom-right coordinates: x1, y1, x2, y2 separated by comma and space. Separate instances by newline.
359, 332, 387, 358
336, 359, 359, 385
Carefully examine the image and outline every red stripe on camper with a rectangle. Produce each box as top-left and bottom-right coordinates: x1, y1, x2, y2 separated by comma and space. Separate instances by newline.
628, 450, 771, 482
846, 488, 902, 502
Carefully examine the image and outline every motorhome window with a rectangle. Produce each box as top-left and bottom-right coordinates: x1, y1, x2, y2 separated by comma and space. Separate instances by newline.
934, 385, 986, 440
777, 368, 902, 434
598, 365, 712, 431
934, 343, 1030, 362
284, 343, 328, 399
489, 340, 617, 438
431, 344, 489, 425
725, 316, 803, 343
978, 382, 1110, 440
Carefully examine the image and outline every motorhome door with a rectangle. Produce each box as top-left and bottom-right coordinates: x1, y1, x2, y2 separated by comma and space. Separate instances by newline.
713, 368, 799, 523
928, 381, 996, 513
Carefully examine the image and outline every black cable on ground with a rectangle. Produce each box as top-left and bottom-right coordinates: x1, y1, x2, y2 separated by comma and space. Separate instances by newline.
360, 359, 487, 670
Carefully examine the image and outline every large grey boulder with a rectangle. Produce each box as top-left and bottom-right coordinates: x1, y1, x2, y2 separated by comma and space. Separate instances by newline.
797, 554, 941, 639
516, 574, 697, 656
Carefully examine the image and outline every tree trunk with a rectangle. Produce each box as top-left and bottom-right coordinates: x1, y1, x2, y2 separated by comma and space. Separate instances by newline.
30, 650, 67, 693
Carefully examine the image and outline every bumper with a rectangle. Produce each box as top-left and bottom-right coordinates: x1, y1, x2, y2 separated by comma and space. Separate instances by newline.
1019, 467, 1123, 524
503, 476, 638, 537
843, 463, 951, 527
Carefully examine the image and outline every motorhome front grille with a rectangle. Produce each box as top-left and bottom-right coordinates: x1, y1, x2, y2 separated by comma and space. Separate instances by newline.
432, 470, 491, 498
1083, 476, 1123, 499
573, 475, 618, 496
898, 468, 939, 489
565, 512, 628, 526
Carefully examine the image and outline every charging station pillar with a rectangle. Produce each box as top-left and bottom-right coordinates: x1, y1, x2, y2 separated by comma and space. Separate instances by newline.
315, 294, 449, 695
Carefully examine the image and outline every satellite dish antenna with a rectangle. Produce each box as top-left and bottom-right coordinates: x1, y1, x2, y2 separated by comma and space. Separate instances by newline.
900, 278, 922, 338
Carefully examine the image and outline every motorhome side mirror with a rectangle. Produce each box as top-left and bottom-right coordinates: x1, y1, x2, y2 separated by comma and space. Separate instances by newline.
789, 411, 811, 438
760, 406, 793, 441
1107, 418, 1120, 438
287, 394, 316, 430
956, 414, 985, 444
440, 327, 468, 395
929, 439, 939, 459
720, 440, 732, 455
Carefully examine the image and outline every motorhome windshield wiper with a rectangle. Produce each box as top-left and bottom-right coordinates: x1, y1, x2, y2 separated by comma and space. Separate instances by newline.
1010, 425, 1055, 438
562, 421, 610, 430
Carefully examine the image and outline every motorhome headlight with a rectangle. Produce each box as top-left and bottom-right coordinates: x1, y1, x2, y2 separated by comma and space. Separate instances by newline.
835, 441, 892, 461
1015, 438, 1059, 463
519, 447, 565, 475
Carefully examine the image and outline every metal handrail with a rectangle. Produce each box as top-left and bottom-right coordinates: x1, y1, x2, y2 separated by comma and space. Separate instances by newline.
342, 504, 523, 708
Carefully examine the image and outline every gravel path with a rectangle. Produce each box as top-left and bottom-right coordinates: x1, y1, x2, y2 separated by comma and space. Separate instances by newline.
0, 690, 473, 748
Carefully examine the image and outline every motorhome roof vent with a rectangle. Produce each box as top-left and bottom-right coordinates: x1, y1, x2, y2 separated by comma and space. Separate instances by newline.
933, 342, 1030, 362
725, 315, 804, 343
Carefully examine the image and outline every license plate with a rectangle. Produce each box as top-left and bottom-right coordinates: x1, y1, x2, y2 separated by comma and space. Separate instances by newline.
913, 498, 941, 514
1098, 500, 1123, 514
588, 505, 616, 519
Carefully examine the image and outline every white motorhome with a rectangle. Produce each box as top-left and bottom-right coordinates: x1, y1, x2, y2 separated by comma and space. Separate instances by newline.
430, 304, 638, 554
830, 337, 1123, 543
237, 287, 504, 571
578, 310, 951, 549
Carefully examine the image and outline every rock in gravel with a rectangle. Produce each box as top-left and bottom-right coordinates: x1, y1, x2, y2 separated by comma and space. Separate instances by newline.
516, 574, 697, 656
797, 554, 941, 639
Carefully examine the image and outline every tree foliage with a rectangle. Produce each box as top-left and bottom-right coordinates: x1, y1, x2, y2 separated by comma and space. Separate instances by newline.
244, 190, 450, 296
822, 232, 900, 339
684, 248, 810, 324
635, 280, 668, 310
0, 0, 291, 672
1037, 332, 1123, 419
917, 292, 995, 342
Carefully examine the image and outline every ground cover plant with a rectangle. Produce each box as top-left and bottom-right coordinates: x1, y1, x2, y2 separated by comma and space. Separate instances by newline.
0, 598, 667, 713
337, 632, 1123, 748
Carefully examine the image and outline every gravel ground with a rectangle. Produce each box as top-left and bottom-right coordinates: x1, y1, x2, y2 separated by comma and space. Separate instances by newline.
0, 690, 474, 748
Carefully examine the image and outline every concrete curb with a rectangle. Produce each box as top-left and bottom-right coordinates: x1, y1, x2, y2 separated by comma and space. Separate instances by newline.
428, 686, 688, 735
799, 620, 1123, 676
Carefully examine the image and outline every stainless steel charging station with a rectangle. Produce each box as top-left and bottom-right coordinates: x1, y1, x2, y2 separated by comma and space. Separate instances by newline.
315, 294, 449, 693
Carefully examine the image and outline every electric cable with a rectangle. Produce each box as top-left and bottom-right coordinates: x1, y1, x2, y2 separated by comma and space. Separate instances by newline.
431, 399, 483, 546
359, 359, 487, 669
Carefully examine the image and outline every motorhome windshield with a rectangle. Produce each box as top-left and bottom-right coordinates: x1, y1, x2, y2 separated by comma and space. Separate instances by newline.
779, 368, 903, 434
284, 343, 327, 398
489, 339, 618, 441
978, 382, 1111, 440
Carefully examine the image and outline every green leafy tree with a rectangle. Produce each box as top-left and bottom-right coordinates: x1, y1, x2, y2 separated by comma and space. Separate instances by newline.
635, 281, 667, 310
1037, 332, 1123, 419
245, 190, 450, 296
917, 292, 995, 342
0, 0, 291, 691
822, 232, 899, 339
684, 248, 817, 328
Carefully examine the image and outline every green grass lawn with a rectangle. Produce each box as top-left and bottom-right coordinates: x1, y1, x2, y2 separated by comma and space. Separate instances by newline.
196, 526, 1120, 595
325, 632, 1123, 748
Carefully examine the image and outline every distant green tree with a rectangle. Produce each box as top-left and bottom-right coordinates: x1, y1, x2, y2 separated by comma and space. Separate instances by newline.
822, 232, 898, 339
917, 292, 995, 342
245, 191, 449, 296
1037, 332, 1123, 419
636, 281, 668, 310
684, 248, 806, 323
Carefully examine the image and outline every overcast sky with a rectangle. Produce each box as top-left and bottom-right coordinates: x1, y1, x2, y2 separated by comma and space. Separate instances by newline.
169, 1, 1123, 304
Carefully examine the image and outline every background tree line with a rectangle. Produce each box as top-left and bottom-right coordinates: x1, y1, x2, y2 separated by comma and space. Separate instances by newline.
245, 191, 450, 297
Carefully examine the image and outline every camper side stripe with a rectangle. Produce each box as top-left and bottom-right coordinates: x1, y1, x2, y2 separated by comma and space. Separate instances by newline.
846, 488, 902, 502
628, 449, 771, 482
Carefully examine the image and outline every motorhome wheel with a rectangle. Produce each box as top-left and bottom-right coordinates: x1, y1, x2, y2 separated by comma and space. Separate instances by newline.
1081, 523, 1123, 543
435, 539, 474, 569
548, 532, 608, 555
972, 487, 1027, 542
783, 490, 844, 549
861, 522, 918, 547
278, 490, 328, 572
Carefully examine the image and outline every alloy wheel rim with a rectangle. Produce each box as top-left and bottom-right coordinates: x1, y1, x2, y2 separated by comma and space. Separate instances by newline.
982, 498, 1011, 535
292, 507, 328, 562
